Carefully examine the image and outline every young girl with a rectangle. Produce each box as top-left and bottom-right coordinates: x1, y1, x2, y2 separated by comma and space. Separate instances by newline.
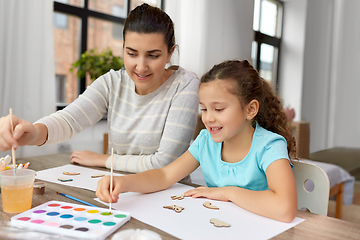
0, 4, 199, 173
96, 60, 297, 223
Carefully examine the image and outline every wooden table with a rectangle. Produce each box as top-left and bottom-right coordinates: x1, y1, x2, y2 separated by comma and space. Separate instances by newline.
1, 153, 360, 240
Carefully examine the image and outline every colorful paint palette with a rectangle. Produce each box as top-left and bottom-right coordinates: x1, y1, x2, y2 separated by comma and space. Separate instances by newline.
10, 200, 130, 240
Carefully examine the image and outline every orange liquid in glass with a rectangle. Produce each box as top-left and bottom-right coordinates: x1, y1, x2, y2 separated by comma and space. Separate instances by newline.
1, 184, 33, 213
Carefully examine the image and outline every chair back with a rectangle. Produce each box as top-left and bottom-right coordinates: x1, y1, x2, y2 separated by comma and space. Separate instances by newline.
292, 161, 330, 216
103, 133, 109, 154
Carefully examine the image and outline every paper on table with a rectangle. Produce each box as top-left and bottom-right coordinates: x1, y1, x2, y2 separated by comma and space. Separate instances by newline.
95, 183, 304, 240
35, 164, 123, 192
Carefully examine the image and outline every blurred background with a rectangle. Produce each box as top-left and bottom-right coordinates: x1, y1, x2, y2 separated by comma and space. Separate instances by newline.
0, 0, 359, 158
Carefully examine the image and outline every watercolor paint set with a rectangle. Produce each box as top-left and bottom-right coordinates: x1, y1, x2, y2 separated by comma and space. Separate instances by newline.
10, 200, 131, 240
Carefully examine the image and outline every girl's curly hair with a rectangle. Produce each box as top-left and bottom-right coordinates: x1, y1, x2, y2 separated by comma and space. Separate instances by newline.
201, 60, 296, 159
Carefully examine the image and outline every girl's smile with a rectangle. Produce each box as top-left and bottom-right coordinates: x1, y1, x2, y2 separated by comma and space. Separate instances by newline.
199, 80, 251, 145
208, 126, 222, 135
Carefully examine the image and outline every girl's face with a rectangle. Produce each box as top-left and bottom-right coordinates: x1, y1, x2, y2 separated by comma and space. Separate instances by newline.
199, 80, 250, 143
124, 32, 173, 95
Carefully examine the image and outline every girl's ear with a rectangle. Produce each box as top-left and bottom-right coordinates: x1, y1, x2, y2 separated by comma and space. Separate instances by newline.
246, 99, 259, 120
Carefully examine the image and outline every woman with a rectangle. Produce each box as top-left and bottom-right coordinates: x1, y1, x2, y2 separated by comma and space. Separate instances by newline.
0, 4, 200, 173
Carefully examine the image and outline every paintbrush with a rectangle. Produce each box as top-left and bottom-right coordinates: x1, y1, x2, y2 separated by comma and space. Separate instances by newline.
9, 108, 16, 175
56, 192, 97, 207
109, 147, 114, 213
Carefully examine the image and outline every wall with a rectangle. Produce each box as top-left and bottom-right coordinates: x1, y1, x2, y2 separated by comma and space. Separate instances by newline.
278, 0, 307, 122
168, 0, 360, 153
165, 0, 254, 78
301, 0, 335, 152
280, 0, 360, 152
326, 0, 360, 148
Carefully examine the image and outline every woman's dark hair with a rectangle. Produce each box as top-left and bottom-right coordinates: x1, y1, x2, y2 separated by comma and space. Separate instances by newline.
123, 3, 175, 53
201, 60, 296, 159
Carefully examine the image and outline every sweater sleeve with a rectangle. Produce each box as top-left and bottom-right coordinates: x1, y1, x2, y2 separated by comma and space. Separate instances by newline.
34, 71, 113, 144
106, 71, 200, 173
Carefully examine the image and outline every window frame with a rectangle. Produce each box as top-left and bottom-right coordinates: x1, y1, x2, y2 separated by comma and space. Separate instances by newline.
253, 0, 283, 91
53, 0, 164, 110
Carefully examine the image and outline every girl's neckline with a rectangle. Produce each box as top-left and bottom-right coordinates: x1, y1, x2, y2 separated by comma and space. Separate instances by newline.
220, 123, 257, 165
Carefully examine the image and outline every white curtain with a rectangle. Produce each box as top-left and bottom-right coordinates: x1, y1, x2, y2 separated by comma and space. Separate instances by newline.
0, 0, 55, 157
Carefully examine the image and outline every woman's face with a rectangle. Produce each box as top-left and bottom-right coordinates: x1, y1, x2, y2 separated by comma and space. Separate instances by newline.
123, 32, 173, 95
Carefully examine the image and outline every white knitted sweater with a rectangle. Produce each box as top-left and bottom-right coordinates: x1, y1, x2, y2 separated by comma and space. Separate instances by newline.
36, 67, 200, 172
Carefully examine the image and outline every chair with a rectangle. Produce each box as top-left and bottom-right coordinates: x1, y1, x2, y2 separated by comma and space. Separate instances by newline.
291, 121, 349, 219
103, 133, 109, 154
292, 161, 330, 216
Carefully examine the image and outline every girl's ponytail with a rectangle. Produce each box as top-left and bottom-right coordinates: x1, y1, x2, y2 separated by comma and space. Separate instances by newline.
255, 78, 296, 159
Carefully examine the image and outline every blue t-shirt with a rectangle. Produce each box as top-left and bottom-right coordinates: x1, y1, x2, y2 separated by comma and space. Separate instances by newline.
188, 123, 291, 191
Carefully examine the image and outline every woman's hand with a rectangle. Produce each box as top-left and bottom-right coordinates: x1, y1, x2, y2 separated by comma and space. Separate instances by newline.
70, 150, 108, 167
185, 186, 230, 202
96, 175, 124, 203
0, 114, 40, 151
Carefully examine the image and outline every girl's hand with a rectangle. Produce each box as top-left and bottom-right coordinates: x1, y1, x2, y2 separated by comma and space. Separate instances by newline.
0, 114, 38, 151
96, 175, 124, 203
185, 186, 229, 202
70, 150, 108, 167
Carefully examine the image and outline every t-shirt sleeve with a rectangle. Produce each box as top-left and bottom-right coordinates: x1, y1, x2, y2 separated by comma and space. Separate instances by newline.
188, 129, 207, 163
259, 136, 290, 172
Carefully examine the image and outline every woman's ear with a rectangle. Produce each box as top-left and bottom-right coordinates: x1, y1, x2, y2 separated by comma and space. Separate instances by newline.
246, 100, 259, 120
166, 45, 175, 63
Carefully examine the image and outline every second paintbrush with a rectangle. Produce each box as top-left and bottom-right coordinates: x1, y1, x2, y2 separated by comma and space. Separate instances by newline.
56, 192, 97, 207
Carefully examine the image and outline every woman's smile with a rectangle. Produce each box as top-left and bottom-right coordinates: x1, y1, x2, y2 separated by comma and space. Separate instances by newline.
124, 32, 173, 95
135, 72, 152, 80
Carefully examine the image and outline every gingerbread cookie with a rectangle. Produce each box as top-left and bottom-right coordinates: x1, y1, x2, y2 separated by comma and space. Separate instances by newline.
163, 205, 184, 213
210, 218, 231, 227
58, 178, 73, 182
91, 174, 105, 178
203, 201, 219, 210
63, 172, 80, 175
171, 194, 185, 200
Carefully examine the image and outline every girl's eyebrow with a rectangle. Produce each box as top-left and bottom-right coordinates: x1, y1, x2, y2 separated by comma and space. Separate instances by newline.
199, 101, 226, 105
125, 46, 161, 53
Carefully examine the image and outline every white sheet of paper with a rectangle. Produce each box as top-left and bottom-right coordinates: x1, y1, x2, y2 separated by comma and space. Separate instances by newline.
95, 183, 304, 240
35, 164, 123, 191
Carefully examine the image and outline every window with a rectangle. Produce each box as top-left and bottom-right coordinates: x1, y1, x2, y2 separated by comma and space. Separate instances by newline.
113, 5, 126, 18
252, 0, 283, 90
129, 0, 162, 11
112, 22, 124, 40
53, 0, 162, 110
54, 12, 68, 29
56, 75, 66, 104
54, 0, 68, 29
